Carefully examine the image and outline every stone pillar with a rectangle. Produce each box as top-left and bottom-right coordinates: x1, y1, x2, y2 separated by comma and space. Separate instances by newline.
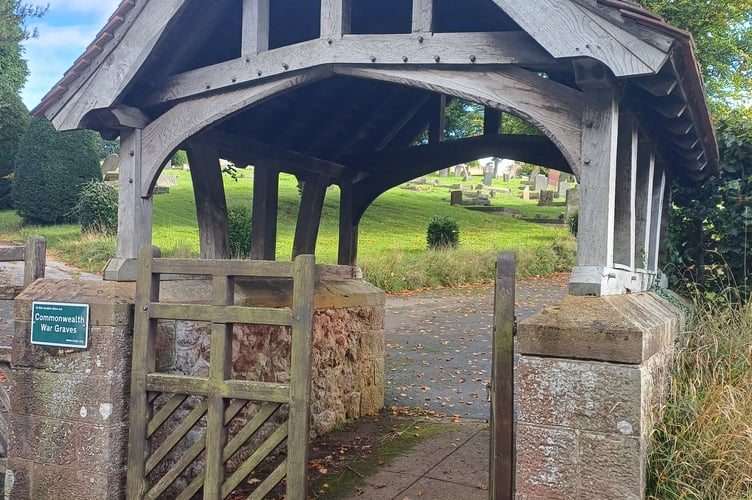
7, 280, 135, 500
515, 292, 684, 499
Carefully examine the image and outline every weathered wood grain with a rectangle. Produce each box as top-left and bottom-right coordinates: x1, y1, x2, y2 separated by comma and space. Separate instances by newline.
50, 0, 186, 130
140, 68, 332, 196
334, 66, 583, 174
251, 166, 279, 261
613, 115, 637, 271
149, 303, 292, 326
321, 0, 351, 38
185, 144, 230, 259
412, 0, 433, 33
242, 0, 269, 56
492, 0, 670, 77
144, 31, 555, 105
117, 128, 153, 261
292, 175, 329, 258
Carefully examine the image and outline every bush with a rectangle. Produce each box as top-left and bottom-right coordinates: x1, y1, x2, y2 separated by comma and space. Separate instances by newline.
426, 216, 459, 249
568, 211, 578, 237
0, 92, 29, 209
72, 180, 118, 235
13, 118, 102, 225
227, 205, 252, 258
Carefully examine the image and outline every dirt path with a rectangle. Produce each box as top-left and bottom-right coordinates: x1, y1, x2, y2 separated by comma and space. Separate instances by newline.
384, 273, 569, 420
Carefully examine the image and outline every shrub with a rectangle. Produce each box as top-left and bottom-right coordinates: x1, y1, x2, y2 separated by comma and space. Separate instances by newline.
0, 92, 29, 209
227, 205, 252, 258
426, 216, 459, 249
72, 180, 118, 235
13, 118, 102, 225
568, 211, 578, 237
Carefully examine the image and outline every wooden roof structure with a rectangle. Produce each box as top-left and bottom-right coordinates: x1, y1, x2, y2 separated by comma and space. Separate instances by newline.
32, 0, 718, 296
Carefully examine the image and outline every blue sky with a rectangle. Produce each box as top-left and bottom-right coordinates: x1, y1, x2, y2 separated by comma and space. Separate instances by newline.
21, 0, 121, 109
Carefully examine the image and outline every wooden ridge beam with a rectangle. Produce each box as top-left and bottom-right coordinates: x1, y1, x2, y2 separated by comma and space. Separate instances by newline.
142, 31, 555, 106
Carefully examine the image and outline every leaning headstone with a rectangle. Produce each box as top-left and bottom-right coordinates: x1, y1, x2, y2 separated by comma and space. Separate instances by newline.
522, 186, 530, 200
558, 181, 569, 199
535, 174, 548, 192
539, 190, 555, 206
101, 154, 119, 178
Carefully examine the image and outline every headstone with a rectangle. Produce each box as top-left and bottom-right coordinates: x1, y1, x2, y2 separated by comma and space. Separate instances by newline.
483, 165, 494, 186
104, 171, 119, 182
539, 190, 555, 206
101, 154, 119, 178
454, 165, 463, 177
439, 169, 449, 177
503, 173, 511, 183
415, 177, 428, 184
558, 181, 569, 199
535, 174, 548, 192
548, 169, 561, 188
566, 185, 580, 220
522, 186, 530, 200
463, 174, 472, 182
450, 190, 463, 206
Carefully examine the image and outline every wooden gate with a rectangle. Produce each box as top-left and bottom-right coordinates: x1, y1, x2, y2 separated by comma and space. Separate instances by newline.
126, 247, 315, 499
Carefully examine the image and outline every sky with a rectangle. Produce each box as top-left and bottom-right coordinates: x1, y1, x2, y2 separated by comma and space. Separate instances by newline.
20, 0, 121, 110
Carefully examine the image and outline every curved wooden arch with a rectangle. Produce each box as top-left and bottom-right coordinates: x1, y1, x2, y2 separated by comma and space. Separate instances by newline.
139, 65, 583, 198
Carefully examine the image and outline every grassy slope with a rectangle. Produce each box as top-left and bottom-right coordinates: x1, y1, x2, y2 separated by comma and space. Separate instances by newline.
0, 169, 574, 290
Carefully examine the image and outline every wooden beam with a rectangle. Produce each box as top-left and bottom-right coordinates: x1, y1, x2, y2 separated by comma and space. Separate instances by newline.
334, 66, 583, 174
49, 0, 187, 130
612, 116, 638, 271
429, 94, 446, 144
412, 0, 433, 33
347, 133, 570, 222
321, 0, 351, 38
337, 180, 358, 266
140, 68, 332, 197
143, 31, 555, 105
185, 143, 230, 259
199, 129, 348, 179
374, 94, 432, 150
484, 108, 502, 135
242, 0, 269, 56
292, 174, 330, 258
492, 0, 671, 77
251, 166, 279, 261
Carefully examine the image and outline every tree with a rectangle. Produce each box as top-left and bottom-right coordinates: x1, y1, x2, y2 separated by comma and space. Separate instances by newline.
637, 0, 752, 110
0, 0, 45, 95
13, 118, 102, 225
0, 91, 28, 208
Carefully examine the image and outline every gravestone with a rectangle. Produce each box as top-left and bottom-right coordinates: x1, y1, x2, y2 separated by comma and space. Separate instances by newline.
548, 169, 561, 188
503, 173, 511, 183
450, 190, 463, 206
101, 154, 119, 178
558, 181, 569, 199
566, 185, 580, 220
439, 169, 449, 177
539, 190, 555, 206
522, 186, 530, 200
454, 165, 463, 177
535, 174, 548, 192
463, 174, 472, 182
483, 165, 494, 186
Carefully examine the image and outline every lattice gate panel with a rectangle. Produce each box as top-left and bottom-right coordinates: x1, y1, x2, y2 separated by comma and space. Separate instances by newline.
126, 248, 315, 499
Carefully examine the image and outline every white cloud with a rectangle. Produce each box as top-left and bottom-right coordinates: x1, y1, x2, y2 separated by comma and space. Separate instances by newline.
48, 0, 121, 18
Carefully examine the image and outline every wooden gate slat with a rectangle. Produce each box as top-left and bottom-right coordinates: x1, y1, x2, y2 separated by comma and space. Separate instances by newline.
245, 460, 288, 500
223, 403, 280, 460
222, 421, 289, 495
150, 258, 295, 277
147, 393, 188, 438
146, 401, 208, 475
147, 434, 207, 500
149, 303, 292, 326
224, 399, 249, 424
146, 373, 291, 402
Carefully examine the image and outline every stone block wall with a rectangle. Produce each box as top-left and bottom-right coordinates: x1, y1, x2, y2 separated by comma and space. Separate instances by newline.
515, 292, 684, 499
7, 279, 135, 500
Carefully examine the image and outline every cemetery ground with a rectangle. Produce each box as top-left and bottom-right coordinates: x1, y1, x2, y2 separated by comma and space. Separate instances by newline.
0, 169, 575, 292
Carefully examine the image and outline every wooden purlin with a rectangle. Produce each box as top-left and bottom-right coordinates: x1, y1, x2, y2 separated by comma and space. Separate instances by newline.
126, 248, 316, 499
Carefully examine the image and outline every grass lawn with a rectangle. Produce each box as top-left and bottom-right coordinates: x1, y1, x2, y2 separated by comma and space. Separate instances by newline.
0, 169, 576, 291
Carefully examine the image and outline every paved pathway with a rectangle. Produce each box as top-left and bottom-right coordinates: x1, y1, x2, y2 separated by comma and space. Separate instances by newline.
384, 273, 569, 419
